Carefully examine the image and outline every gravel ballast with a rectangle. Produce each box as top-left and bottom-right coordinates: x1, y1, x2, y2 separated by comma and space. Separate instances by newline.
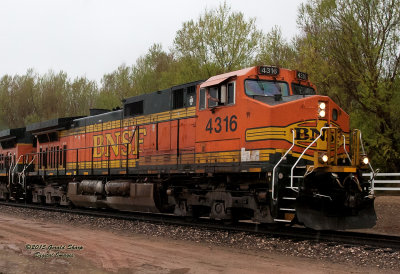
1, 204, 399, 271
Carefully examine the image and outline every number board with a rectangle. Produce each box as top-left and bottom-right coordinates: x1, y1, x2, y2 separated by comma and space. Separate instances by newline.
296, 71, 308, 81
259, 66, 279, 76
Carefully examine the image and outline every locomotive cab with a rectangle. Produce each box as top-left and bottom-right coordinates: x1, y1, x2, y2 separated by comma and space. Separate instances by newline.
196, 66, 376, 230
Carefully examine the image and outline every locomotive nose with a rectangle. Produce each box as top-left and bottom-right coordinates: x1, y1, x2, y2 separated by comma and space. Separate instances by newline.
311, 96, 349, 130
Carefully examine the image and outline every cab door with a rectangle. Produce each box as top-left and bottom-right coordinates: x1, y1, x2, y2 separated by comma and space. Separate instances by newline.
195, 80, 241, 166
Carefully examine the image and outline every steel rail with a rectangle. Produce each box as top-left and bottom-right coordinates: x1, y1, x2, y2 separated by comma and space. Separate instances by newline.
1, 201, 400, 250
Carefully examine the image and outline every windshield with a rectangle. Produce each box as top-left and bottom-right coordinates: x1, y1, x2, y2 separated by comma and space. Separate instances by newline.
245, 79, 289, 97
292, 83, 316, 95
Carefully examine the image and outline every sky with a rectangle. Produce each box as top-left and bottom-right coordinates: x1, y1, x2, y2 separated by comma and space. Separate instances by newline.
0, 0, 307, 83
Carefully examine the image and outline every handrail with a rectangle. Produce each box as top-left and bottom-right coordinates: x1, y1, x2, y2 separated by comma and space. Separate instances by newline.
18, 155, 37, 187
290, 126, 334, 190
358, 130, 377, 193
11, 155, 23, 174
23, 129, 139, 172
10, 155, 24, 186
7, 153, 14, 188
22, 134, 193, 173
271, 130, 295, 201
342, 134, 352, 163
24, 143, 194, 161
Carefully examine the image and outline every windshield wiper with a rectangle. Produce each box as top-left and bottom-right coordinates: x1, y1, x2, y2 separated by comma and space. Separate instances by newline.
257, 81, 264, 91
255, 76, 264, 91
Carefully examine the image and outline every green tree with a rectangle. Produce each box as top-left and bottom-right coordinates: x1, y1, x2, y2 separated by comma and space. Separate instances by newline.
96, 64, 134, 109
0, 75, 16, 128
95, 44, 176, 110
298, 0, 400, 171
0, 70, 99, 129
37, 70, 70, 120
68, 76, 98, 116
173, 2, 263, 76
256, 26, 298, 69
132, 44, 176, 94
0, 70, 38, 128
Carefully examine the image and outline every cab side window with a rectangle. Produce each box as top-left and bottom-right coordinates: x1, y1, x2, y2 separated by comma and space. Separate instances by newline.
199, 88, 206, 110
227, 82, 235, 104
206, 81, 236, 109
199, 81, 236, 110
208, 87, 219, 108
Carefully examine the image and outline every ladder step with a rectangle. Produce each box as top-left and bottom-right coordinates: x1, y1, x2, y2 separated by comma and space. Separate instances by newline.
292, 175, 304, 178
282, 197, 296, 200
295, 166, 307, 169
279, 208, 296, 212
274, 219, 292, 223
285, 187, 298, 189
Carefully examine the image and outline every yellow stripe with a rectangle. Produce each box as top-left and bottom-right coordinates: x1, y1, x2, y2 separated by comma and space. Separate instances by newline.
38, 147, 315, 172
60, 107, 196, 137
65, 159, 137, 170
246, 128, 287, 141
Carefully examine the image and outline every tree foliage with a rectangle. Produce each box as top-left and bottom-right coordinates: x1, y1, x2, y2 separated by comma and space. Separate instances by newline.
298, 0, 400, 171
95, 44, 177, 109
256, 26, 298, 68
0, 70, 37, 127
0, 70, 98, 128
131, 44, 175, 94
174, 2, 263, 76
96, 64, 135, 109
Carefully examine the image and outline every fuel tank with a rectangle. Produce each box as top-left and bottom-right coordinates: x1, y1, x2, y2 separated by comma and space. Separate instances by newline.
105, 180, 131, 196
78, 180, 104, 195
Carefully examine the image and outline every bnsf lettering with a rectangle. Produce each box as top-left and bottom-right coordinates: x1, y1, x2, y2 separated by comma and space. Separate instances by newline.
294, 128, 326, 141
93, 129, 144, 157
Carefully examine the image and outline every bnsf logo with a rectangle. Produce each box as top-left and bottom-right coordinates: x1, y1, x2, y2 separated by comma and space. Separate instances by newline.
92, 129, 146, 157
294, 128, 326, 141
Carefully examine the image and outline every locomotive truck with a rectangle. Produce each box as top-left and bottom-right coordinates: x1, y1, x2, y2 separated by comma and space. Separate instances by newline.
0, 66, 376, 230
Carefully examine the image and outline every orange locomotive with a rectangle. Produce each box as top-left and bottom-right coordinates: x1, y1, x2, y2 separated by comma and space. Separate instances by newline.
0, 128, 35, 200
0, 66, 376, 230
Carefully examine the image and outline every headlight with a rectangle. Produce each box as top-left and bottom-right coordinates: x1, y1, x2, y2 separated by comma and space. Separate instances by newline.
319, 153, 329, 164
361, 156, 369, 165
318, 101, 327, 118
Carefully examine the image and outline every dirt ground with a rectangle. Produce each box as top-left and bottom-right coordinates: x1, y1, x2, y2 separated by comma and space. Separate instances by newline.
361, 195, 400, 235
0, 196, 399, 274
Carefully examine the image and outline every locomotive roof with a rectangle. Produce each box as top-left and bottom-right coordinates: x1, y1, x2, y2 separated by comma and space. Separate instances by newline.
123, 80, 203, 116
73, 79, 202, 126
123, 80, 203, 104
73, 109, 123, 127
199, 67, 254, 88
199, 66, 308, 88
0, 127, 32, 147
26, 117, 82, 134
0, 127, 26, 141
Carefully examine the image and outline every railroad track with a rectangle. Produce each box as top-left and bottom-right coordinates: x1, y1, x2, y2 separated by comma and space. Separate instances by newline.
1, 201, 400, 250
